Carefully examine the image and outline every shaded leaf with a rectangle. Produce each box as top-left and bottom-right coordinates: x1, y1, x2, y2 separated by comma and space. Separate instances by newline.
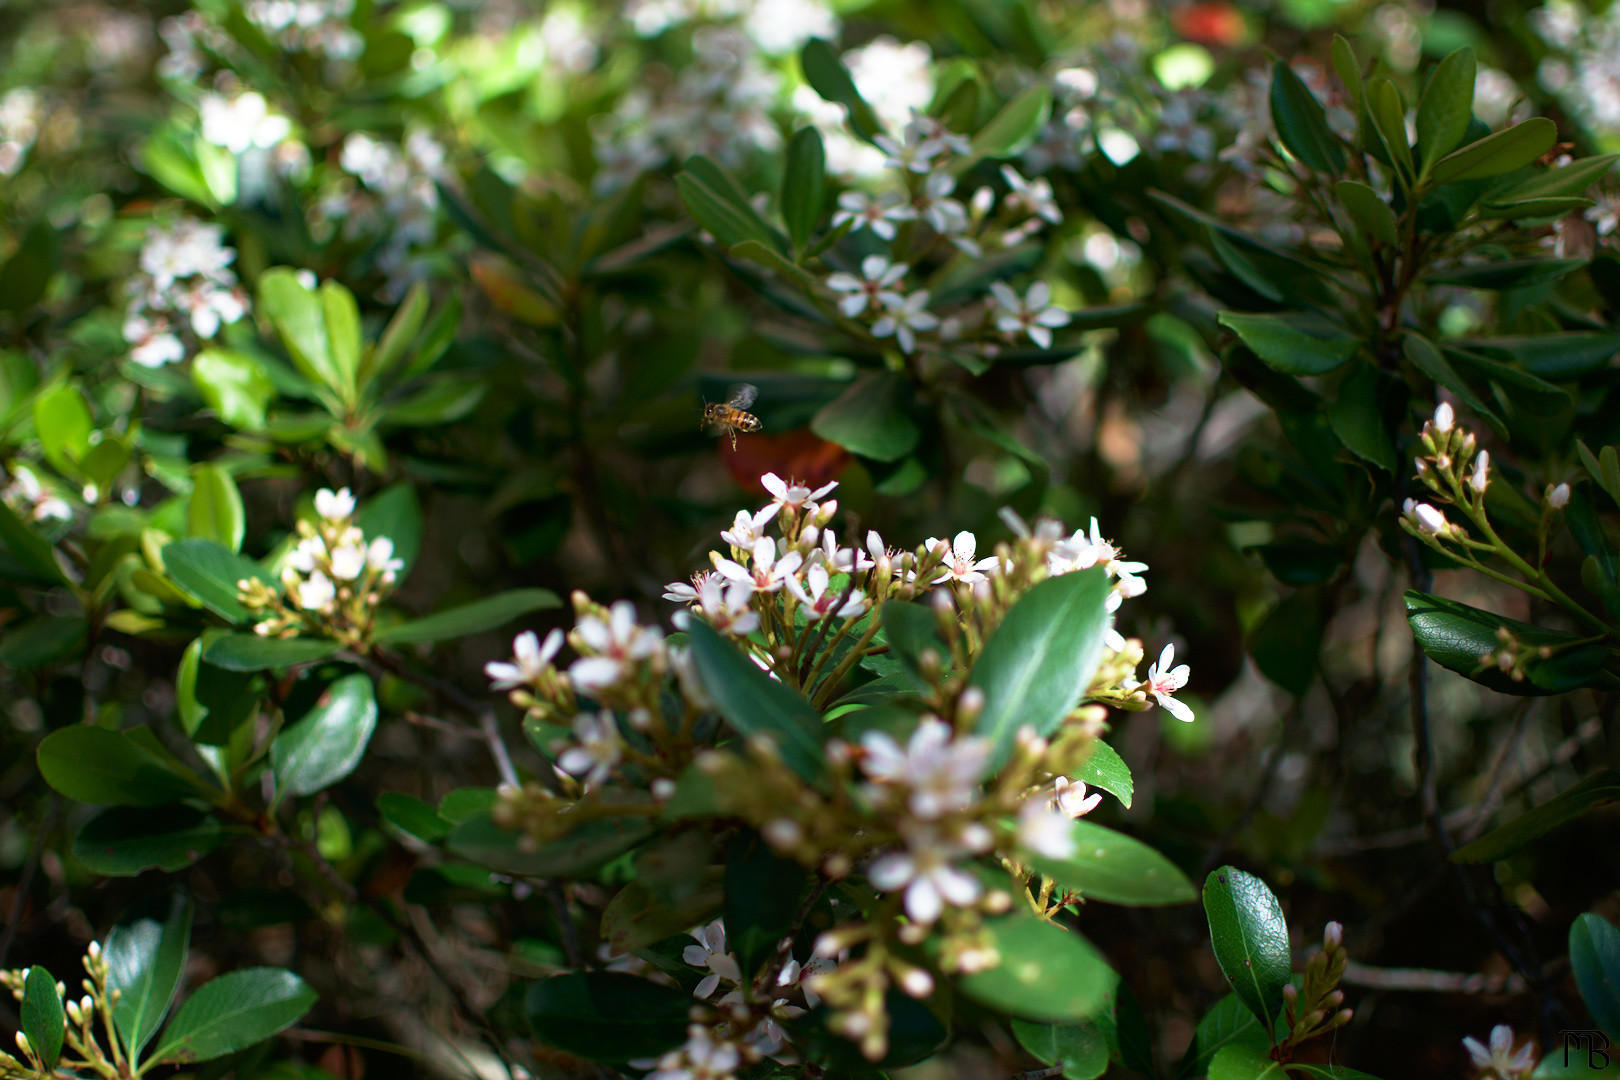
203, 634, 340, 672
75, 806, 221, 877
1202, 867, 1290, 1031
150, 968, 317, 1064
37, 726, 213, 807
1415, 48, 1475, 171
1431, 117, 1558, 183
725, 832, 809, 977
373, 588, 560, 645
1219, 312, 1359, 376
524, 973, 690, 1063
1249, 588, 1323, 696
799, 39, 884, 142
782, 127, 826, 252
376, 792, 452, 842
271, 673, 378, 803
1270, 60, 1345, 175
162, 539, 274, 624
1451, 770, 1620, 862
22, 967, 65, 1068
1404, 590, 1616, 696
1334, 181, 1398, 246
1571, 913, 1620, 1042
684, 619, 825, 782
448, 811, 652, 877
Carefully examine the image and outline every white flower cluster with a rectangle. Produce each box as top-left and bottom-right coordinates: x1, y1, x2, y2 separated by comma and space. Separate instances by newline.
198, 91, 292, 156
317, 131, 447, 298
624, 0, 837, 56
244, 0, 362, 61
1, 464, 71, 524
122, 219, 248, 368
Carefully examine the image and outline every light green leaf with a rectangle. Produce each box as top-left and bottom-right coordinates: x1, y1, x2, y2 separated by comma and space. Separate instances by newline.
192, 348, 275, 431
1076, 741, 1133, 809
149, 968, 316, 1065
953, 908, 1114, 1023
365, 280, 429, 385
202, 633, 339, 672
372, 588, 560, 645
1032, 820, 1197, 906
1202, 866, 1291, 1031
1330, 35, 1362, 105
106, 895, 193, 1060
320, 281, 361, 399
969, 568, 1113, 767
1209, 1040, 1287, 1079
271, 673, 378, 804
782, 127, 826, 253
1011, 1018, 1110, 1080
162, 538, 274, 624
1219, 311, 1359, 376
188, 464, 245, 553
257, 269, 340, 394
36, 726, 214, 807
34, 382, 93, 477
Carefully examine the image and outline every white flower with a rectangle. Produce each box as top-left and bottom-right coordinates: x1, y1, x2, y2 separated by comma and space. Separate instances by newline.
557, 712, 623, 789
199, 90, 291, 154
872, 289, 938, 353
720, 504, 782, 550
1000, 165, 1062, 225
714, 536, 805, 595
830, 190, 916, 240
314, 487, 355, 522
825, 255, 907, 317
1406, 500, 1450, 536
366, 536, 404, 578
1145, 643, 1194, 722
989, 280, 1070, 349
915, 170, 967, 234
485, 629, 563, 690
663, 571, 719, 605
859, 718, 991, 819
819, 527, 879, 575
646, 1025, 742, 1080
760, 472, 838, 510
693, 575, 760, 636
927, 531, 998, 585
682, 921, 744, 1000
1461, 1024, 1536, 1080
1017, 799, 1076, 859
328, 541, 367, 581
1050, 776, 1103, 818
787, 563, 867, 621
297, 571, 336, 610
874, 131, 941, 173
569, 601, 664, 692
868, 823, 984, 924
129, 329, 187, 368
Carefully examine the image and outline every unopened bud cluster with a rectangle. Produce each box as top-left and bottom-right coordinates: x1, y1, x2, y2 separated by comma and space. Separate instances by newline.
1277, 921, 1354, 1061
1, 942, 125, 1078
237, 487, 405, 648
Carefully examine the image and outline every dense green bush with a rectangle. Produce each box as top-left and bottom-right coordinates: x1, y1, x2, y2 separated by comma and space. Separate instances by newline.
3, 2, 1620, 1078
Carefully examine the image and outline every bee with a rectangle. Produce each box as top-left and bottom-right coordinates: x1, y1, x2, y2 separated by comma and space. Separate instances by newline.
702, 383, 762, 450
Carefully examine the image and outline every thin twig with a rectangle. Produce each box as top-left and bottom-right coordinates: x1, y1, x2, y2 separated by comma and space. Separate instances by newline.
1341, 961, 1526, 995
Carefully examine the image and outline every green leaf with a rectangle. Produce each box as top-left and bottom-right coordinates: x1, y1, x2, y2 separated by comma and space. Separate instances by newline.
378, 374, 486, 428
376, 792, 452, 842
22, 966, 65, 1068
782, 127, 826, 252
524, 973, 690, 1063
1219, 312, 1359, 376
188, 464, 245, 553
257, 269, 340, 394
1453, 334, 1620, 380
373, 588, 559, 645
1032, 820, 1197, 906
0, 220, 62, 314
192, 348, 274, 431
162, 538, 274, 624
1451, 770, 1620, 862
956, 84, 1051, 173
270, 673, 378, 804
1202, 866, 1291, 1031
1431, 117, 1558, 183
799, 39, 885, 142
1330, 35, 1362, 105
1428, 258, 1585, 290
75, 806, 221, 877
676, 171, 778, 252
725, 832, 809, 978
1249, 587, 1324, 696
106, 895, 193, 1060
879, 599, 947, 686
683, 619, 825, 782
953, 908, 1114, 1023
970, 569, 1112, 767
600, 877, 724, 955
150, 968, 317, 1065
1334, 181, 1398, 246
1012, 1017, 1110, 1080
366, 281, 429, 385
1478, 196, 1595, 221
448, 811, 652, 877
1328, 364, 1399, 472
37, 726, 213, 807
0, 499, 67, 585
1, 614, 87, 669
1270, 60, 1345, 175
177, 636, 262, 744
34, 382, 93, 477
1580, 441, 1620, 508
1416, 48, 1475, 173
1365, 78, 1413, 180
1076, 741, 1133, 809
1209, 1040, 1287, 1079
1176, 993, 1268, 1080
1500, 153, 1618, 200
1402, 333, 1504, 435
810, 372, 920, 462
1571, 913, 1620, 1042
202, 634, 340, 672
320, 281, 361, 399
355, 483, 423, 577
1404, 590, 1614, 696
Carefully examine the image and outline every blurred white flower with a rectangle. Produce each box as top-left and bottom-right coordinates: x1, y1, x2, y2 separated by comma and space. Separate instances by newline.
199, 91, 291, 154
868, 822, 984, 924
570, 601, 664, 692
1461, 1024, 1536, 1080
831, 190, 916, 240
297, 571, 336, 610
826, 255, 907, 317
1017, 799, 1076, 859
872, 289, 938, 353
989, 281, 1070, 349
557, 711, 623, 789
314, 487, 356, 522
485, 629, 564, 690
859, 718, 991, 819
1050, 776, 1103, 818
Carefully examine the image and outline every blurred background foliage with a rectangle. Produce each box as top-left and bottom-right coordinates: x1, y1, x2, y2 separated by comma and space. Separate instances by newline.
3, 0, 1620, 1076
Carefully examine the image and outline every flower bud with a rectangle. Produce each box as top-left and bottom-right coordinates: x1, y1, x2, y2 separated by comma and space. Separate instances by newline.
958, 686, 985, 725
15, 1032, 29, 1055
1469, 450, 1489, 494
1323, 921, 1343, 951
1411, 502, 1448, 535
1547, 482, 1570, 508
1432, 402, 1454, 433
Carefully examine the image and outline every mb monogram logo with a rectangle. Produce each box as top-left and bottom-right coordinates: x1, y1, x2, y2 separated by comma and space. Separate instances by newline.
1560, 1030, 1613, 1070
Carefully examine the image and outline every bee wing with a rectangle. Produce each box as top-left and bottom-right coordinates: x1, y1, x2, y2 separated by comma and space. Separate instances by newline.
726, 383, 759, 409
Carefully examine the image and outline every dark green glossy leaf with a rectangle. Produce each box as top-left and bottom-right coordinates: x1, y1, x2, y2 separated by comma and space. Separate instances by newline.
74, 805, 221, 877
1404, 590, 1615, 696
684, 618, 825, 782
1329, 361, 1402, 472
1571, 913, 1620, 1042
1451, 770, 1620, 862
969, 568, 1112, 768
106, 895, 193, 1060
810, 372, 920, 463
150, 968, 317, 1064
271, 673, 378, 803
1202, 867, 1290, 1030
448, 811, 652, 877
1431, 117, 1557, 183
22, 966, 65, 1068
1, 614, 87, 669
1076, 740, 1133, 809
1453, 334, 1620, 380
1334, 181, 1398, 246
162, 539, 274, 624
1270, 60, 1345, 175
1365, 78, 1413, 180
677, 170, 777, 252
954, 908, 1113, 1023
377, 792, 452, 842
799, 39, 885, 142
37, 726, 213, 807
879, 599, 945, 685
354, 483, 423, 577
782, 127, 826, 252
725, 833, 809, 978
1175, 993, 1268, 1080
0, 499, 68, 585
378, 376, 486, 428
1012, 1017, 1109, 1080
193, 348, 275, 431
1479, 196, 1595, 221
1219, 312, 1359, 375
524, 973, 690, 1063
1415, 47, 1475, 171
203, 634, 340, 672
1032, 820, 1197, 906
373, 588, 560, 645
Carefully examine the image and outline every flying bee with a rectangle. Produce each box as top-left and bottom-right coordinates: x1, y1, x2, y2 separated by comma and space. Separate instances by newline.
702, 383, 762, 450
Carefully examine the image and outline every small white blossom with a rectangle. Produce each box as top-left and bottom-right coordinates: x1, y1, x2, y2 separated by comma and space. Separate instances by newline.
1406, 500, 1450, 535
557, 711, 623, 789
692, 575, 760, 636
646, 1024, 742, 1080
1461, 1024, 1536, 1080
1470, 451, 1490, 494
714, 537, 804, 594
366, 536, 404, 579
720, 504, 783, 550
314, 487, 356, 522
486, 629, 563, 690
1432, 401, 1455, 433
199, 91, 292, 154
1051, 776, 1103, 818
868, 823, 984, 924
328, 541, 367, 581
830, 190, 916, 240
297, 571, 336, 610
859, 718, 991, 819
915, 170, 968, 234
872, 289, 938, 353
927, 531, 998, 585
761, 472, 838, 510
569, 601, 664, 692
825, 255, 907, 317
989, 280, 1070, 349
787, 563, 867, 620
1017, 798, 1076, 859
1000, 165, 1062, 225
682, 921, 744, 1000
874, 130, 942, 173
1145, 643, 1194, 722
1547, 482, 1571, 508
